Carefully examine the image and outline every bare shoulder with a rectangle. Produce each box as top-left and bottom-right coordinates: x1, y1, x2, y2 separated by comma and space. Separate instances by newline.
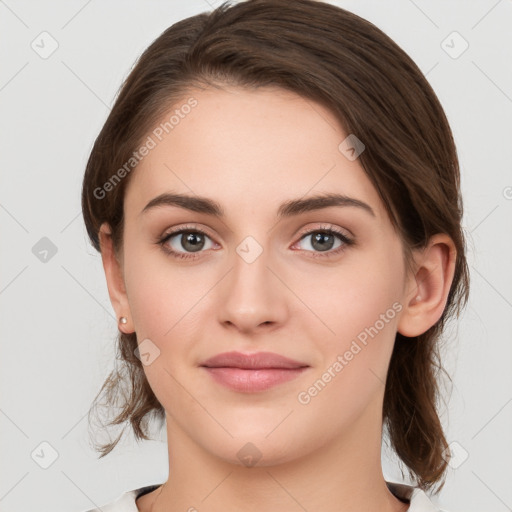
135, 486, 162, 512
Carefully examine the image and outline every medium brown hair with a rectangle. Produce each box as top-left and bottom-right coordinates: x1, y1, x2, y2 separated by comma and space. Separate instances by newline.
81, 0, 470, 493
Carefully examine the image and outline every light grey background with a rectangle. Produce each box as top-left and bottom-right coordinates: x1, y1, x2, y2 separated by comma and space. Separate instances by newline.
1, 1, 511, 511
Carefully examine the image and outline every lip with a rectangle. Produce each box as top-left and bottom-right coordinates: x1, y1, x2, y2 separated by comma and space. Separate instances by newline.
200, 351, 310, 393
201, 351, 307, 369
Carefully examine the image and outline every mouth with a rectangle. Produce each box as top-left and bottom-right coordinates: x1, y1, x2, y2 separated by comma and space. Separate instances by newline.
200, 351, 310, 392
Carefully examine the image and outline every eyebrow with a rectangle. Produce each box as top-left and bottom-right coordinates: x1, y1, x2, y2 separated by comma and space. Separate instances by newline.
140, 191, 376, 219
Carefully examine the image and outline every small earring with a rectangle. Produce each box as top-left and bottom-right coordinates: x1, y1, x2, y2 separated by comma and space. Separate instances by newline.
119, 316, 127, 325
415, 295, 421, 302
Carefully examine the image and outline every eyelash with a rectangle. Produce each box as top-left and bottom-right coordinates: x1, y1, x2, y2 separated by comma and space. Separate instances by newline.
156, 223, 354, 261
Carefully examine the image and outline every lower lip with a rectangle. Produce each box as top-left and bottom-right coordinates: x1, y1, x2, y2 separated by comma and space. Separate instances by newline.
202, 367, 308, 392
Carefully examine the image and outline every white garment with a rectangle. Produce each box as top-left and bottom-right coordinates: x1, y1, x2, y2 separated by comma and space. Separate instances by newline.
80, 480, 450, 511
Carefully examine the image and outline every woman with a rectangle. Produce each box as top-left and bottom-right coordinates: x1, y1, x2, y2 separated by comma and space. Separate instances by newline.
80, 0, 470, 510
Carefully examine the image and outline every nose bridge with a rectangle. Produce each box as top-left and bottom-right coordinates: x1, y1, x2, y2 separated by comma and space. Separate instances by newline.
230, 232, 274, 300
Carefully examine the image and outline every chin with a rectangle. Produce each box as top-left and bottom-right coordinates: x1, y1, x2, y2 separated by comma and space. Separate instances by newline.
202, 432, 306, 468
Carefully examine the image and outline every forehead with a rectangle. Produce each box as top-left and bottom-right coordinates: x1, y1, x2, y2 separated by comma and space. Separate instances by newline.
124, 86, 385, 223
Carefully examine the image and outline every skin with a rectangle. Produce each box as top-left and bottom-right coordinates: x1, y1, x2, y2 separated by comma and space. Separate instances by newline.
99, 85, 456, 512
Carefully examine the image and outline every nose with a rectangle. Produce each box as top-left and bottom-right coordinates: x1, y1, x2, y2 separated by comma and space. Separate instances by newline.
216, 242, 289, 335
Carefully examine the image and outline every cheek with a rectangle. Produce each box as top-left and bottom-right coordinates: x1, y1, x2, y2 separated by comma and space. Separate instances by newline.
299, 252, 403, 345
122, 250, 205, 416
121, 244, 218, 410
293, 276, 401, 432
122, 237, 213, 339
294, 249, 404, 397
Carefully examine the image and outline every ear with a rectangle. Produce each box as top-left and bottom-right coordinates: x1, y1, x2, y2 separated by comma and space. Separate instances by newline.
397, 233, 457, 338
99, 222, 134, 334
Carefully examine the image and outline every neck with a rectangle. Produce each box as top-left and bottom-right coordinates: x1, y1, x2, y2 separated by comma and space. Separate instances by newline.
145, 398, 409, 512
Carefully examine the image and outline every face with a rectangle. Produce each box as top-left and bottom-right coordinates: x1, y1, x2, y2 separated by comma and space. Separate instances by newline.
103, 85, 421, 466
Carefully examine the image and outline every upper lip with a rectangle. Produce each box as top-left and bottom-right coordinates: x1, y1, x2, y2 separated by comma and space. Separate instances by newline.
200, 351, 309, 369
